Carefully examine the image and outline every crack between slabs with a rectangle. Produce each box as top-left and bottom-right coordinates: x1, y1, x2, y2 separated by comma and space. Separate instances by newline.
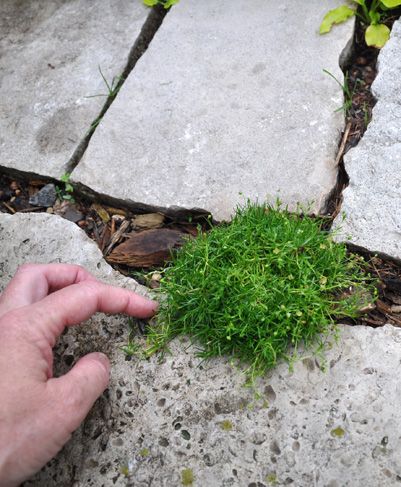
65, 4, 169, 174
323, 11, 401, 223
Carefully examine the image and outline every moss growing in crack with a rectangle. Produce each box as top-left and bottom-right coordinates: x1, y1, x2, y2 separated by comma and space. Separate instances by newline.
147, 202, 377, 379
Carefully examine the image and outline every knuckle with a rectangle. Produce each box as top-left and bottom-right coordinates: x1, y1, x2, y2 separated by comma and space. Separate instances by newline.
16, 262, 37, 274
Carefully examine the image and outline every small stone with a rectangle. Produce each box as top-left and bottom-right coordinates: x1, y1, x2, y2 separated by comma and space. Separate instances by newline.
46, 207, 54, 214
61, 205, 84, 223
29, 184, 57, 207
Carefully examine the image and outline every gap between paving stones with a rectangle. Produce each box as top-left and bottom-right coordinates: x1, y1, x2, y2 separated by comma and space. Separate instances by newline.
2, 8, 401, 330
66, 4, 169, 174
324, 9, 401, 223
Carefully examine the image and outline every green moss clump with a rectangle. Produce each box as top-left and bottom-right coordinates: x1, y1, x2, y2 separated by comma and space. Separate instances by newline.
147, 202, 376, 378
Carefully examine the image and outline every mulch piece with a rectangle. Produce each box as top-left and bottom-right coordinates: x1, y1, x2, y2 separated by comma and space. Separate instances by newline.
339, 254, 401, 329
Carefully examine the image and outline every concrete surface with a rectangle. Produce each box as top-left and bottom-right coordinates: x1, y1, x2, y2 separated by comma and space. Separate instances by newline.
0, 0, 148, 178
333, 20, 401, 260
72, 0, 353, 221
1, 214, 400, 486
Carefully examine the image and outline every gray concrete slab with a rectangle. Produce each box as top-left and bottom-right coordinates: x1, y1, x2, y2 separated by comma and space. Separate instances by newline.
333, 21, 401, 260
72, 0, 353, 221
1, 213, 401, 486
0, 0, 148, 178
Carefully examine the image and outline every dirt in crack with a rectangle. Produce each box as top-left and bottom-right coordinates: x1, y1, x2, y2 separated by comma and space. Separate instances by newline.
324, 11, 401, 220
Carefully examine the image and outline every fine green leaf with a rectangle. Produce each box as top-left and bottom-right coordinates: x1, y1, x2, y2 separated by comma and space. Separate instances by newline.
60, 172, 71, 183
381, 0, 401, 8
143, 0, 158, 6
365, 23, 390, 47
319, 6, 355, 34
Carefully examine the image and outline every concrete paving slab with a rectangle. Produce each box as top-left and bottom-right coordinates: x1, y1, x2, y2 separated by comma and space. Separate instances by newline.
1, 213, 400, 486
72, 0, 353, 221
333, 21, 401, 260
0, 0, 148, 178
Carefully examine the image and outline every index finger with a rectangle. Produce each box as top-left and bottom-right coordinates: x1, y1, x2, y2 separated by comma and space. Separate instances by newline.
18, 280, 158, 346
0, 263, 98, 317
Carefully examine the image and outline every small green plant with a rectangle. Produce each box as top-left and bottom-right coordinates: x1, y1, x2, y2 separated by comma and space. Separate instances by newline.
146, 202, 376, 379
121, 318, 145, 358
320, 0, 401, 48
323, 69, 355, 117
143, 0, 179, 8
56, 172, 74, 202
86, 66, 123, 100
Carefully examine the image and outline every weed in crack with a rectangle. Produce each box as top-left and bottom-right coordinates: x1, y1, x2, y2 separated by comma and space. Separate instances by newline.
145, 202, 377, 379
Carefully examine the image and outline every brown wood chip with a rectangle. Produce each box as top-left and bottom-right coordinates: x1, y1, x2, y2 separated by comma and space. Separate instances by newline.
132, 213, 165, 230
91, 203, 110, 223
107, 228, 186, 268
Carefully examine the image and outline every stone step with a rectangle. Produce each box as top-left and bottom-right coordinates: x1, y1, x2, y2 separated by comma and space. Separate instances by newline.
71, 0, 353, 221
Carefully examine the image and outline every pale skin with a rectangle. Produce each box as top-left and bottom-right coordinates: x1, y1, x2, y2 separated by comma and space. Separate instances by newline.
0, 263, 158, 487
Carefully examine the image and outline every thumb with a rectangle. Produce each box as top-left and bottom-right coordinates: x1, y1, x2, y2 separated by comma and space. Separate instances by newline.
48, 352, 110, 432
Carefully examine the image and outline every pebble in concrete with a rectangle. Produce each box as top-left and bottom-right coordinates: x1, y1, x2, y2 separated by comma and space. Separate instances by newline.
0, 0, 148, 178
333, 20, 401, 260
72, 0, 353, 221
1, 214, 401, 486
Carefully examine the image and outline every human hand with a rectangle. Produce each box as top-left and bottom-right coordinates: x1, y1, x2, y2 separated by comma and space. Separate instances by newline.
0, 263, 157, 487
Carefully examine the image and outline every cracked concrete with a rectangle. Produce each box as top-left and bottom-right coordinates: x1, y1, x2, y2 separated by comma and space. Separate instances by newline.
333, 20, 401, 261
0, 0, 148, 178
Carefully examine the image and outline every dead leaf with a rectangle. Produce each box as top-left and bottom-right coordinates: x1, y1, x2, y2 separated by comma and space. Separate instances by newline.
91, 203, 110, 223
107, 228, 186, 268
105, 207, 127, 217
132, 213, 165, 230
